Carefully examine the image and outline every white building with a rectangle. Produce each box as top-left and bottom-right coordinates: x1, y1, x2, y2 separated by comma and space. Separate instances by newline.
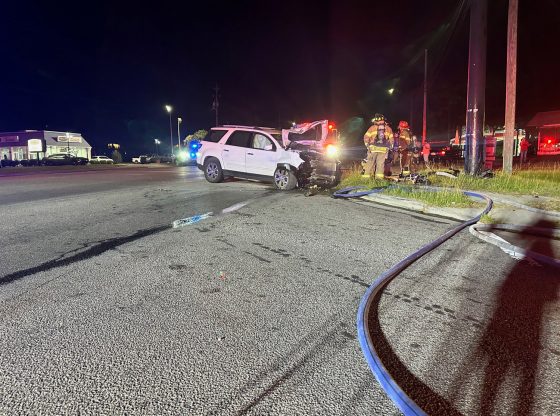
0, 130, 92, 161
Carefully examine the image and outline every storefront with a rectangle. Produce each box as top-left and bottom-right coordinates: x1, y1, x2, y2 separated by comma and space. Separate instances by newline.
526, 111, 560, 156
0, 130, 92, 162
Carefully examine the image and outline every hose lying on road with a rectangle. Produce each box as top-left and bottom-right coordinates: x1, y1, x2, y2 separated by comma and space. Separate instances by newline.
335, 185, 493, 415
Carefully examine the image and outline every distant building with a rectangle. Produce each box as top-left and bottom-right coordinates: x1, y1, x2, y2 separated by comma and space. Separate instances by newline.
0, 130, 92, 161
526, 110, 560, 156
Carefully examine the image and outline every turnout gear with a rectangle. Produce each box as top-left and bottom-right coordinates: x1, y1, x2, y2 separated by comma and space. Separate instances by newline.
395, 120, 413, 175
363, 116, 394, 178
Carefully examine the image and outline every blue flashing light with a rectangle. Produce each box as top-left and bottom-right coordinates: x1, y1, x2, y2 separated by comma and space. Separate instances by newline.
190, 152, 196, 159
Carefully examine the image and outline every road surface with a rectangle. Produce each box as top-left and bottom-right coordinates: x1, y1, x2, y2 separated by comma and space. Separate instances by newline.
0, 165, 557, 415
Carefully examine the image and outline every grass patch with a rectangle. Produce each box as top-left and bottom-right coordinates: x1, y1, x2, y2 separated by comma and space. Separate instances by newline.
479, 214, 497, 224
428, 165, 560, 198
336, 170, 389, 190
383, 186, 480, 208
337, 171, 479, 207
527, 199, 560, 212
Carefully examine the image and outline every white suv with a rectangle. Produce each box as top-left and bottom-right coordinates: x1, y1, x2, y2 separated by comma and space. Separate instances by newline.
196, 121, 341, 190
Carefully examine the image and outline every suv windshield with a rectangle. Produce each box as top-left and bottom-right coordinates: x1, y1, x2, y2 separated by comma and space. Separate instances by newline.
271, 133, 283, 148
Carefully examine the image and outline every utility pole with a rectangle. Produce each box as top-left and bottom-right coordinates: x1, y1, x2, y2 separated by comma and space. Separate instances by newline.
422, 49, 428, 146
464, 0, 488, 175
212, 84, 220, 126
503, 0, 518, 174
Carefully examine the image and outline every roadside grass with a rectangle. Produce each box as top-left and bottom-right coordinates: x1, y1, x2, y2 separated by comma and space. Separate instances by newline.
383, 186, 480, 208
337, 170, 479, 208
336, 170, 389, 189
427, 164, 560, 198
527, 199, 560, 212
479, 213, 498, 224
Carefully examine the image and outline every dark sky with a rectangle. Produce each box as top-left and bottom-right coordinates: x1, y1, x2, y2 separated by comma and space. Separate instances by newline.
1, 0, 559, 154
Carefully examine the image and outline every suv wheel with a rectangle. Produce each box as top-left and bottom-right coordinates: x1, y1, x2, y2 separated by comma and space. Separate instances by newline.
273, 167, 297, 191
204, 158, 224, 183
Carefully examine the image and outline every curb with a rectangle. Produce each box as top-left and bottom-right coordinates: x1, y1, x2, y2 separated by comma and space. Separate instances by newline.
360, 193, 481, 222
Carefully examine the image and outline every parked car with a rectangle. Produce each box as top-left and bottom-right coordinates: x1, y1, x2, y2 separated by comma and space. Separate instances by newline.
90, 155, 114, 164
429, 145, 464, 164
0, 159, 20, 167
147, 154, 174, 163
197, 121, 341, 190
132, 156, 142, 163
42, 154, 88, 166
19, 159, 41, 166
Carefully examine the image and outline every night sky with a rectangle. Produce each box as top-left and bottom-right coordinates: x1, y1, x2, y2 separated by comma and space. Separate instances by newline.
1, 0, 559, 155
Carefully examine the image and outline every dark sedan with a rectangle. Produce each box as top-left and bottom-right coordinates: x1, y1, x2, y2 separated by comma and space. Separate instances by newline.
42, 154, 89, 166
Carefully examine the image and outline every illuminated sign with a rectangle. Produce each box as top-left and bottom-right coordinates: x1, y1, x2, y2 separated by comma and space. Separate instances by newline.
0, 136, 19, 143
57, 135, 82, 143
28, 139, 45, 152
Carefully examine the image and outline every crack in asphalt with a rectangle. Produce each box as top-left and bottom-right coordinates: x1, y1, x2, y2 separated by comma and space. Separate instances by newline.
0, 225, 168, 286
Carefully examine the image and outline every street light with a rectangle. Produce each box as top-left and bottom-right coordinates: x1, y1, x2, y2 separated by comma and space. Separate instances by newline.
177, 117, 182, 151
155, 139, 161, 154
165, 105, 173, 155
388, 88, 395, 95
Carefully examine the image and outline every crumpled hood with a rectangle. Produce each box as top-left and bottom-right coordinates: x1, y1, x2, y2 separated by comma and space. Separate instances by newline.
281, 120, 329, 149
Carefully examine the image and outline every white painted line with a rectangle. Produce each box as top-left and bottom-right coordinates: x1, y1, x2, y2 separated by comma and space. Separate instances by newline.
220, 200, 250, 214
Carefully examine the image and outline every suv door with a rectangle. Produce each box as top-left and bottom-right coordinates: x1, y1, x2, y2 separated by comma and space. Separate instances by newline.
222, 130, 251, 172
246, 133, 278, 176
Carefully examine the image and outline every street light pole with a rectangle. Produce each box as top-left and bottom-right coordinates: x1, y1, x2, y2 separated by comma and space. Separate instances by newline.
165, 105, 173, 155
177, 117, 182, 151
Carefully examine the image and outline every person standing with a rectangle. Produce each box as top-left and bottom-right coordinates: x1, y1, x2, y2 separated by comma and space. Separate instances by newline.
422, 141, 431, 167
396, 120, 413, 175
363, 114, 394, 178
519, 137, 530, 164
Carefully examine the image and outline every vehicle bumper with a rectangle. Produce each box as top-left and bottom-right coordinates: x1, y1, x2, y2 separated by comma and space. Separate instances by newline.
197, 163, 204, 171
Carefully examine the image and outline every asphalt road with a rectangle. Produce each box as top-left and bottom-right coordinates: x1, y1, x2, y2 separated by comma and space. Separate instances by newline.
0, 165, 556, 415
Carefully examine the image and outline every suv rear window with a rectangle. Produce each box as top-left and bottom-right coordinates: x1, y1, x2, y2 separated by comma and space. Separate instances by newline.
226, 131, 252, 147
204, 130, 227, 143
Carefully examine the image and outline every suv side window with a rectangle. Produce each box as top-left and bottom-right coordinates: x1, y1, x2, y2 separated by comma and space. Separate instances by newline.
204, 130, 227, 143
226, 131, 252, 148
251, 133, 275, 151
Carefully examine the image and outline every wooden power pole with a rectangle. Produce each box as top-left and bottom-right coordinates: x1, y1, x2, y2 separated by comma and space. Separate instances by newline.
503, 0, 518, 174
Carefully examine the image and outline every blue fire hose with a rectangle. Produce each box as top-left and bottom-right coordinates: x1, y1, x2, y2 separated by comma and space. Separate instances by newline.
334, 185, 493, 415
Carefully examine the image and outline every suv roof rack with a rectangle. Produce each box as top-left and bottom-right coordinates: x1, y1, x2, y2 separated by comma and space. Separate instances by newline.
219, 125, 278, 131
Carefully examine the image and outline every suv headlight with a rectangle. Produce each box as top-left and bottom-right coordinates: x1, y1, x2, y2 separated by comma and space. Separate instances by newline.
325, 144, 338, 158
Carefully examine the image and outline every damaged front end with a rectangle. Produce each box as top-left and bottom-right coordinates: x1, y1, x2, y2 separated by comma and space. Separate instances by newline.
282, 120, 341, 188
296, 150, 341, 188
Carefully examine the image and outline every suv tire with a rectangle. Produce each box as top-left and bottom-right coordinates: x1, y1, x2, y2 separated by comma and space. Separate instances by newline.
273, 167, 297, 191
204, 158, 224, 183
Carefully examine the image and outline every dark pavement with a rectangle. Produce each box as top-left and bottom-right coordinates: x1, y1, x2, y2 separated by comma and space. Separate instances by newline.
0, 165, 556, 414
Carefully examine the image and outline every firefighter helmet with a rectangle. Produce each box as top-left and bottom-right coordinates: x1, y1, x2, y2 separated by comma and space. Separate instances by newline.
371, 113, 385, 123
398, 120, 409, 129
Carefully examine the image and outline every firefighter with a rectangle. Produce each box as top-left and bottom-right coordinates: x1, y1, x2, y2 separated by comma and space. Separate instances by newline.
363, 114, 394, 178
410, 136, 421, 171
396, 120, 413, 176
